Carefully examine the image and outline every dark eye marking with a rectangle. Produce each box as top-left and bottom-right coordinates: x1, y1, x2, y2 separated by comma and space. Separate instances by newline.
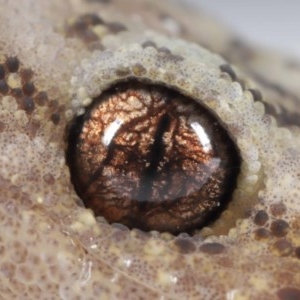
277, 287, 300, 300
65, 13, 127, 51
67, 80, 240, 234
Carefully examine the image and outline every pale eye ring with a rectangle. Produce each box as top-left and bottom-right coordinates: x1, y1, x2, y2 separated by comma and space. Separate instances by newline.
67, 80, 240, 234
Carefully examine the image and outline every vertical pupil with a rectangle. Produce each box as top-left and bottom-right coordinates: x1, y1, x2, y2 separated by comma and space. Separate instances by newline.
138, 113, 170, 202
67, 81, 240, 234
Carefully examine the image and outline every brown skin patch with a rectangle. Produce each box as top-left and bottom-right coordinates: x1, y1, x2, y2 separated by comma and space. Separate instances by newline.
132, 64, 147, 76
295, 247, 300, 260
142, 41, 183, 62
271, 239, 294, 257
11, 88, 23, 99
0, 65, 5, 79
277, 287, 300, 300
157, 47, 184, 62
35, 91, 48, 106
0, 57, 61, 128
67, 81, 240, 234
142, 41, 157, 49
22, 82, 35, 96
270, 219, 289, 237
199, 243, 225, 254
65, 13, 105, 50
270, 202, 287, 217
20, 68, 34, 82
107, 22, 127, 34
51, 112, 61, 125
5, 56, 20, 73
0, 80, 9, 94
254, 228, 271, 241
173, 238, 196, 254
65, 13, 126, 51
253, 210, 269, 226
18, 97, 35, 114
0, 121, 6, 132
43, 174, 56, 185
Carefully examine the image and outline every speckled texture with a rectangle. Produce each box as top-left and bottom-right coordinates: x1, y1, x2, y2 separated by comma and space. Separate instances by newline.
1, 0, 300, 299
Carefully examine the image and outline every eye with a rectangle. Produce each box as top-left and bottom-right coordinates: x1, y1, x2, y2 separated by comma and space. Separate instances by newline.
67, 78, 240, 234
66, 37, 263, 236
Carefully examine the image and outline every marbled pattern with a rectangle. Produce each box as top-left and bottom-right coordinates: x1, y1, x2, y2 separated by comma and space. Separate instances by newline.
1, 0, 300, 299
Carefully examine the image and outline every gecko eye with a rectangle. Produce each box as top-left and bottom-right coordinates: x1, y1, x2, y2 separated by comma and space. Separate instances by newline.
67, 80, 240, 234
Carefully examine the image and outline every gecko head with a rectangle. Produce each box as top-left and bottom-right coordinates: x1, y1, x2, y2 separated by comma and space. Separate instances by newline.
2, 1, 300, 298
67, 79, 240, 234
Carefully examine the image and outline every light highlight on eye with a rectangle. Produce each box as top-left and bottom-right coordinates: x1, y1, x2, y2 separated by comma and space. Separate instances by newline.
190, 121, 212, 153
102, 118, 124, 146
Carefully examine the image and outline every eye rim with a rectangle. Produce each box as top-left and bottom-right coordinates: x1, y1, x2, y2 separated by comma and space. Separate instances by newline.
66, 79, 241, 234
68, 36, 277, 236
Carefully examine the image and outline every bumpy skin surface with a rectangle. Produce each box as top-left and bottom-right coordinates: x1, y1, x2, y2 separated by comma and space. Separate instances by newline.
1, 0, 300, 299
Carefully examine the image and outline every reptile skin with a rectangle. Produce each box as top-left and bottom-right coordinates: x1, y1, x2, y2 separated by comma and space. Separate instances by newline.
1, 0, 300, 299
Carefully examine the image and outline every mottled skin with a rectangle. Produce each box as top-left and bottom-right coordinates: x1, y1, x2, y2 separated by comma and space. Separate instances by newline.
1, 0, 300, 299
